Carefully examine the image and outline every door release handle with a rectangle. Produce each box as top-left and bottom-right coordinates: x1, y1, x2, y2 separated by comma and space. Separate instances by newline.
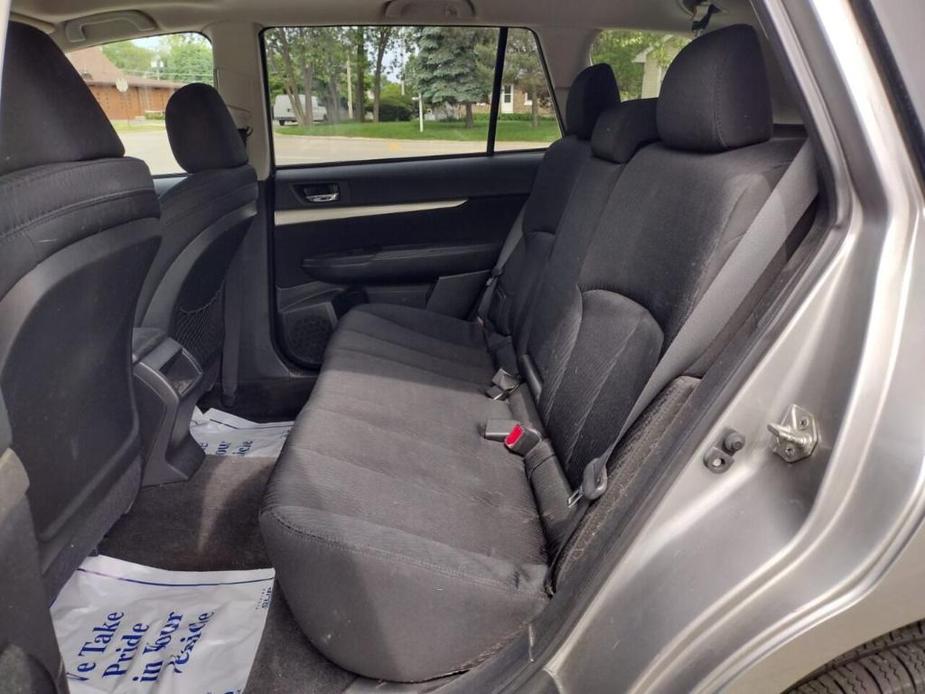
299, 182, 341, 205
305, 192, 340, 204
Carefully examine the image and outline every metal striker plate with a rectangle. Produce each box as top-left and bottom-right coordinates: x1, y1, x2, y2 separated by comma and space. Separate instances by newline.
768, 404, 818, 463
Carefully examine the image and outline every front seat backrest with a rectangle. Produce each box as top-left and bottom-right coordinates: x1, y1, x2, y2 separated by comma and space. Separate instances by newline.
0, 23, 161, 596
134, 83, 258, 385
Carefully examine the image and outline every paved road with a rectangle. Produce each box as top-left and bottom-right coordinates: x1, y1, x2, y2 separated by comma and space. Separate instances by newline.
120, 129, 546, 176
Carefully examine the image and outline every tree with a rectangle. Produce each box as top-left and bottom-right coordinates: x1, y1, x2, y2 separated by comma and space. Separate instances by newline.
160, 34, 213, 84
408, 27, 494, 128
102, 41, 154, 75
369, 27, 395, 122
353, 27, 367, 122
312, 28, 349, 124
265, 28, 307, 124
501, 29, 549, 127
266, 27, 355, 126
591, 30, 687, 100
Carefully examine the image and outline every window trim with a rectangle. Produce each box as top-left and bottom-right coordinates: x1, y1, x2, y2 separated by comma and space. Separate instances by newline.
259, 25, 560, 171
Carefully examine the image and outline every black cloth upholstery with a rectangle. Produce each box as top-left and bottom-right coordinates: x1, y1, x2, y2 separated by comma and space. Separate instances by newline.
166, 83, 248, 173
261, 25, 809, 684
657, 24, 773, 152
0, 23, 160, 597
0, 23, 124, 177
139, 84, 257, 378
565, 63, 621, 139
590, 99, 660, 163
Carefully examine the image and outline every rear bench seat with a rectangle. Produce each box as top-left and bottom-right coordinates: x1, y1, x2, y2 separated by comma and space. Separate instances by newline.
327, 62, 622, 380
261, 25, 803, 683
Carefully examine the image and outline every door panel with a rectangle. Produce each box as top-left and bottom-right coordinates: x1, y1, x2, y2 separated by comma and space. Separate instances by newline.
272, 152, 541, 369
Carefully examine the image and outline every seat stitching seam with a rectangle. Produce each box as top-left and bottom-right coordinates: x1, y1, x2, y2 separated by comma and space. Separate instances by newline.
335, 326, 488, 368
330, 346, 486, 388
265, 509, 548, 598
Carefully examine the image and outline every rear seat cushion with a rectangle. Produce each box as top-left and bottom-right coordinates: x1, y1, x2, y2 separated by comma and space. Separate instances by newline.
261, 379, 548, 682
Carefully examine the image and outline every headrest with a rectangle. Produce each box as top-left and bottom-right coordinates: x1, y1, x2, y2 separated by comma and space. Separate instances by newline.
591, 99, 660, 164
566, 64, 621, 140
166, 83, 248, 173
657, 24, 773, 153
0, 23, 124, 177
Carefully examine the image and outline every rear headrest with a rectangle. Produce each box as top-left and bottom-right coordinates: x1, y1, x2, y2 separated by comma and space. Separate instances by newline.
566, 64, 621, 140
591, 99, 659, 164
0, 23, 124, 177
657, 24, 773, 153
166, 83, 248, 173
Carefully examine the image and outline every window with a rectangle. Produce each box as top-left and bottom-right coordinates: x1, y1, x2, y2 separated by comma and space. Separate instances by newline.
591, 30, 690, 100
70, 33, 214, 175
264, 26, 559, 166
493, 28, 559, 152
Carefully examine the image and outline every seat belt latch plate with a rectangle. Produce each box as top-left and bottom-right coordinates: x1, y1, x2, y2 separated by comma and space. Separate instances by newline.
485, 368, 521, 401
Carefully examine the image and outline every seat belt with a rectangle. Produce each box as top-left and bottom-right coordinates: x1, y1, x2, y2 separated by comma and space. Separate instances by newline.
574, 141, 818, 507
221, 247, 245, 406
473, 205, 526, 321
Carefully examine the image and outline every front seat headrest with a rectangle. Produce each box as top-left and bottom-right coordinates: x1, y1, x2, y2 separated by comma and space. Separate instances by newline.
656, 24, 773, 153
0, 22, 124, 177
565, 63, 621, 140
165, 83, 248, 173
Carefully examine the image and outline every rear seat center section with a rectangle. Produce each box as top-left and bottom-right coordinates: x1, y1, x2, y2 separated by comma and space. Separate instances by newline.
260, 25, 804, 683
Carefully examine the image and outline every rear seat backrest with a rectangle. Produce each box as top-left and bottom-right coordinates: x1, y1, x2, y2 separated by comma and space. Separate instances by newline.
511, 99, 661, 364
485, 64, 619, 340
523, 25, 800, 489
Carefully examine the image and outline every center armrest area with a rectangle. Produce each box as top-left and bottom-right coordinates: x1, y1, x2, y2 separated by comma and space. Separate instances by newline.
131, 327, 207, 486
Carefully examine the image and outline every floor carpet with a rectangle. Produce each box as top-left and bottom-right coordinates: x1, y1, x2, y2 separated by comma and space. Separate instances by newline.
99, 454, 357, 693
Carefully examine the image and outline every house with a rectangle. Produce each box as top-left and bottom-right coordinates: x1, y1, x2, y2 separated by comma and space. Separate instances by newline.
473, 84, 553, 116
67, 47, 184, 120
633, 36, 689, 98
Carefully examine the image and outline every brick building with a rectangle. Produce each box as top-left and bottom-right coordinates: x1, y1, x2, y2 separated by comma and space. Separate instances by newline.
67, 47, 183, 120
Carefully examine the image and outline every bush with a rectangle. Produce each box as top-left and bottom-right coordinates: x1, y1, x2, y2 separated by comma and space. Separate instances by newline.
144, 110, 165, 120
472, 111, 557, 123
377, 94, 414, 122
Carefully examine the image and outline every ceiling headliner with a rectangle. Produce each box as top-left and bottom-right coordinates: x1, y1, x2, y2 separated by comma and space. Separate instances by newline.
12, 0, 757, 42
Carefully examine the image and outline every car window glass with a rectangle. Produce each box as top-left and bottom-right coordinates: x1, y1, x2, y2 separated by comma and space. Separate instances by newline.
591, 30, 690, 99
264, 26, 559, 167
70, 33, 214, 175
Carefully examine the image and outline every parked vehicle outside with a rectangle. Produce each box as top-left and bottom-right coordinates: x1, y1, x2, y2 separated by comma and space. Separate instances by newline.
273, 94, 327, 125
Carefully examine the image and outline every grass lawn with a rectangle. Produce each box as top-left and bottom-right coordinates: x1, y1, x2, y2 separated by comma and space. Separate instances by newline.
110, 120, 167, 134
274, 119, 561, 143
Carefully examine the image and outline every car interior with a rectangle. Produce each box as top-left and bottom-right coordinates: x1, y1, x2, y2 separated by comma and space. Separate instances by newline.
0, 0, 832, 690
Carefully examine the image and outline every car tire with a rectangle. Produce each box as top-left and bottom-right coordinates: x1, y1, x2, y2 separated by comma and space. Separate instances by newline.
790, 621, 925, 693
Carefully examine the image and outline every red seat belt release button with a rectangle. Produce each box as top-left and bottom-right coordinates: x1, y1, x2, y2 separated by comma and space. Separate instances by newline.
505, 423, 540, 455
504, 424, 525, 449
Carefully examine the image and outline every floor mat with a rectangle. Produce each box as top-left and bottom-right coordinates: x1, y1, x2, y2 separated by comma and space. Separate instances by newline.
100, 454, 358, 692
190, 407, 293, 458
52, 555, 274, 693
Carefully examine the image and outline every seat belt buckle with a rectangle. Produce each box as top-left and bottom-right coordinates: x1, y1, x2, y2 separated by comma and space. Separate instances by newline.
484, 418, 519, 442
504, 423, 541, 456
485, 368, 520, 400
